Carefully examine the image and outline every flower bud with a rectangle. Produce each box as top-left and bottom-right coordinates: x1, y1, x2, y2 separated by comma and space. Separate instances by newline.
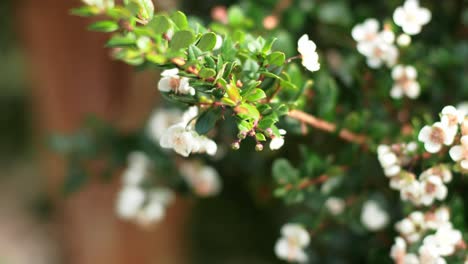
237, 131, 247, 140
255, 143, 264, 152
249, 130, 256, 137
231, 141, 240, 150
265, 128, 273, 137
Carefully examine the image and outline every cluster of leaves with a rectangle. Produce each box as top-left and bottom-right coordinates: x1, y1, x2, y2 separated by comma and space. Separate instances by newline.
73, 0, 317, 149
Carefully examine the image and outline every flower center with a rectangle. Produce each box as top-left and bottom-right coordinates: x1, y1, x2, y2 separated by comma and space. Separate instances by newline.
429, 127, 445, 144
169, 77, 181, 91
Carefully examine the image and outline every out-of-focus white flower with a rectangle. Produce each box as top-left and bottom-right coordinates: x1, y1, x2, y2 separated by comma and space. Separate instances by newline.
441, 105, 464, 136
393, 0, 431, 35
122, 151, 151, 186
418, 244, 446, 264
181, 106, 199, 127
116, 186, 146, 220
297, 34, 320, 72
396, 211, 426, 243
134, 187, 175, 227
325, 197, 345, 215
390, 237, 408, 263
361, 200, 389, 231
270, 137, 285, 150
418, 122, 454, 153
351, 19, 398, 68
397, 34, 412, 46
400, 177, 423, 204
147, 108, 182, 142
449, 135, 468, 170
275, 223, 310, 263
422, 224, 462, 256
456, 102, 468, 117
180, 161, 222, 197
425, 207, 450, 230
378, 145, 401, 177
158, 68, 195, 95
419, 175, 448, 206
420, 165, 452, 184
391, 65, 420, 99
82, 0, 114, 10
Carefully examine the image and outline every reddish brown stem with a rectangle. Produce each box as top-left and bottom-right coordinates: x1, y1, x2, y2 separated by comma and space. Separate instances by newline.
288, 109, 367, 145
284, 174, 328, 191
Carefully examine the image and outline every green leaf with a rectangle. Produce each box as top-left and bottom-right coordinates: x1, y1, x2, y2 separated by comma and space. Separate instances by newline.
227, 6, 245, 27
71, 6, 100, 17
88, 21, 119, 32
170, 30, 196, 50
106, 35, 136, 47
267, 51, 286, 66
256, 133, 266, 141
148, 15, 171, 34
197, 32, 217, 51
195, 109, 221, 134
272, 158, 300, 184
130, 0, 154, 20
275, 104, 289, 116
199, 68, 216, 79
170, 11, 188, 29
63, 160, 88, 196
226, 83, 242, 103
235, 103, 260, 120
245, 88, 266, 102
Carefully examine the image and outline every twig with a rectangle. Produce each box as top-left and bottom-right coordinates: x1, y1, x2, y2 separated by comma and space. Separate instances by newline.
284, 174, 328, 191
288, 109, 367, 145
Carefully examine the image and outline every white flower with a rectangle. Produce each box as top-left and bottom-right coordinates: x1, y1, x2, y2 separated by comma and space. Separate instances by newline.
270, 137, 285, 150
449, 135, 468, 170
390, 237, 410, 263
422, 223, 462, 256
351, 19, 398, 68
397, 34, 412, 46
115, 186, 146, 220
160, 124, 197, 157
181, 106, 199, 127
418, 122, 454, 153
134, 188, 175, 227
180, 161, 222, 197
325, 197, 345, 215
456, 102, 468, 117
158, 68, 195, 95
361, 200, 389, 231
352, 18, 380, 46
441, 105, 463, 136
82, 0, 114, 10
377, 144, 401, 177
122, 151, 151, 186
391, 65, 420, 99
404, 254, 420, 264
420, 165, 452, 184
275, 224, 310, 263
425, 207, 450, 230
297, 34, 320, 72
395, 211, 426, 243
393, 0, 431, 35
418, 244, 446, 264
400, 177, 423, 204
419, 175, 448, 206
147, 108, 182, 142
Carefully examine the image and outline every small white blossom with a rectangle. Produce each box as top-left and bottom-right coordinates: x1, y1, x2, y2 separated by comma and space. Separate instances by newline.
158, 68, 195, 95
419, 175, 448, 206
160, 124, 198, 157
449, 135, 468, 170
270, 135, 285, 150
418, 244, 447, 264
425, 207, 450, 230
275, 224, 310, 263
378, 144, 401, 177
351, 19, 399, 68
147, 108, 182, 142
180, 161, 222, 197
390, 237, 408, 263
418, 122, 454, 153
297, 34, 320, 72
122, 151, 151, 186
400, 177, 423, 204
391, 65, 420, 99
82, 0, 114, 10
134, 187, 175, 227
116, 186, 146, 220
441, 105, 464, 136
361, 200, 389, 231
420, 165, 452, 184
396, 211, 426, 243
397, 34, 412, 46
422, 223, 462, 256
325, 197, 346, 215
393, 0, 431, 35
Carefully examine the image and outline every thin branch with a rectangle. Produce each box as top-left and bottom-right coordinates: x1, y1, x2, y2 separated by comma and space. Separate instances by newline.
288, 109, 367, 145
284, 174, 328, 191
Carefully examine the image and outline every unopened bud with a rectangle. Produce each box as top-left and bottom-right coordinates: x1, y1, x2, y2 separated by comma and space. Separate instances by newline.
238, 131, 247, 139
265, 128, 273, 137
249, 130, 256, 137
255, 143, 264, 152
231, 141, 240, 150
